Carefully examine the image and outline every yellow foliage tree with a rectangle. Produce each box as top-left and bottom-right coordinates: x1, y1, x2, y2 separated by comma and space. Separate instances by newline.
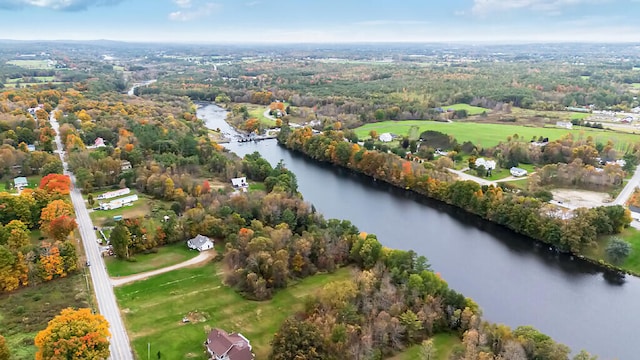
35, 308, 110, 360
40, 200, 74, 232
38, 243, 65, 281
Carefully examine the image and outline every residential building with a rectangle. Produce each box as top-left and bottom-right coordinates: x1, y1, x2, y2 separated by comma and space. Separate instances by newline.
510, 167, 528, 177
187, 234, 214, 252
120, 160, 132, 171
94, 137, 106, 148
378, 133, 393, 142
97, 188, 131, 200
231, 177, 248, 192
13, 176, 28, 190
475, 158, 496, 171
205, 328, 254, 360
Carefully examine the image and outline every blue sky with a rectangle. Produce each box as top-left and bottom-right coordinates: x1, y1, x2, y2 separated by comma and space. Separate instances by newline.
0, 0, 639, 43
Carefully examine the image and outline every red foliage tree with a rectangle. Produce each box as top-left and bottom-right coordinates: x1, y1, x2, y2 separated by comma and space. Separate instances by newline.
39, 174, 71, 195
202, 180, 211, 194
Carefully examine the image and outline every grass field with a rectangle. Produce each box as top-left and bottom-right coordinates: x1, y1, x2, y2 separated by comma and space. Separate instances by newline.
89, 194, 154, 226
389, 333, 461, 360
243, 103, 277, 127
443, 103, 490, 115
354, 121, 640, 149
115, 264, 353, 359
6, 60, 53, 69
106, 243, 199, 277
0, 273, 91, 360
632, 83, 640, 89
6, 76, 55, 83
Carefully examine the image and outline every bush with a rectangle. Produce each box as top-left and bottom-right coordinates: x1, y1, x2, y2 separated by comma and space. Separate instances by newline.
606, 237, 632, 265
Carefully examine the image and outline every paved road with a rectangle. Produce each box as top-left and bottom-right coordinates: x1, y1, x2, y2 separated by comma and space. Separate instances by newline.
614, 165, 640, 206
111, 250, 216, 287
50, 112, 134, 360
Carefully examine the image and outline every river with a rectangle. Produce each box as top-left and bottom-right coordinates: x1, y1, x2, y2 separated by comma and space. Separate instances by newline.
198, 103, 636, 359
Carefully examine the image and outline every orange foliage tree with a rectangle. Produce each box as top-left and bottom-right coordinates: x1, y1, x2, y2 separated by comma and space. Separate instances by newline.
243, 118, 260, 133
47, 215, 78, 242
35, 308, 110, 360
39, 174, 71, 195
38, 243, 65, 281
40, 200, 74, 231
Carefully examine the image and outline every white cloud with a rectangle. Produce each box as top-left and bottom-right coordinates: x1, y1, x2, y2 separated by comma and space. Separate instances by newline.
355, 20, 429, 26
173, 0, 191, 8
0, 0, 123, 10
471, 0, 609, 15
169, 1, 219, 21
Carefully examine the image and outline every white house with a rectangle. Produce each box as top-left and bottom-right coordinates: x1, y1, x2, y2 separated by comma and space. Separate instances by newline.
378, 133, 393, 142
231, 177, 249, 192
475, 158, 496, 171
13, 176, 28, 190
187, 234, 214, 252
120, 160, 132, 171
510, 167, 528, 177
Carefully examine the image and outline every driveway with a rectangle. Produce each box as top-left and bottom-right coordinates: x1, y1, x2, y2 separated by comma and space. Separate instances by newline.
111, 250, 216, 287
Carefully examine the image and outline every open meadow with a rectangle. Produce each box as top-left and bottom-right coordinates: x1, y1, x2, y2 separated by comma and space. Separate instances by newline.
0, 274, 91, 360
443, 103, 490, 115
115, 264, 353, 359
355, 120, 640, 149
6, 60, 53, 69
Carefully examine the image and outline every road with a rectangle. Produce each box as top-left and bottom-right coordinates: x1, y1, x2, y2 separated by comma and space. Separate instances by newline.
49, 111, 134, 360
613, 165, 640, 206
111, 250, 216, 287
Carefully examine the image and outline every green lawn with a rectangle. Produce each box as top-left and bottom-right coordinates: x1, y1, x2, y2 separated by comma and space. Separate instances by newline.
0, 273, 91, 360
106, 243, 199, 277
248, 182, 266, 192
6, 76, 55, 83
389, 333, 461, 360
89, 194, 154, 226
115, 264, 353, 360
580, 76, 590, 80
632, 83, 640, 89
244, 103, 277, 127
6, 60, 52, 69
443, 103, 490, 115
354, 121, 640, 149
586, 228, 640, 274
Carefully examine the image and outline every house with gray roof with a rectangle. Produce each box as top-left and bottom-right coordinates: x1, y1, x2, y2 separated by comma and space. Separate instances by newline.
187, 234, 214, 252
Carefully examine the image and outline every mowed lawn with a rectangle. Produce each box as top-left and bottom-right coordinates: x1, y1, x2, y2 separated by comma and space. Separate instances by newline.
106, 243, 200, 277
587, 228, 640, 274
115, 264, 353, 359
89, 194, 154, 226
354, 121, 640, 149
389, 333, 461, 360
443, 103, 489, 115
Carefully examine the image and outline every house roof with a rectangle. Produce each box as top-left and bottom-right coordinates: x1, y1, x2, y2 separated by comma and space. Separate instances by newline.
189, 234, 212, 248
207, 329, 253, 360
14, 177, 28, 185
231, 177, 248, 187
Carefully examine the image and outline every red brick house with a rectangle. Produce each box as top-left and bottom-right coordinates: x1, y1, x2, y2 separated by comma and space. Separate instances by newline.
205, 328, 254, 360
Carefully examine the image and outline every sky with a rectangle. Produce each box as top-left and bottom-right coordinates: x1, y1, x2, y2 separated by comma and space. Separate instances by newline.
0, 0, 639, 43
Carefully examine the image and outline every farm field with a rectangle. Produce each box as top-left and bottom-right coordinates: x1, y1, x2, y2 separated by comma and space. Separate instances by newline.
0, 273, 91, 360
115, 264, 352, 360
355, 120, 640, 149
106, 243, 200, 277
6, 60, 53, 69
443, 103, 490, 115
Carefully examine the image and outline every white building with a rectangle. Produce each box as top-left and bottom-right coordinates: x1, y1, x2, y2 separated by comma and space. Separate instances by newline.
556, 121, 573, 129
97, 188, 131, 200
231, 177, 249, 192
187, 234, 214, 252
378, 133, 393, 142
510, 167, 528, 177
475, 158, 496, 170
99, 194, 138, 210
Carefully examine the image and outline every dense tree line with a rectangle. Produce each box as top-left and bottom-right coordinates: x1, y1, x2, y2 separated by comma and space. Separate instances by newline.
280, 128, 631, 255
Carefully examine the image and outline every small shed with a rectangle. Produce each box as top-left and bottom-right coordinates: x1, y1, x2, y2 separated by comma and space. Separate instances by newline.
13, 177, 28, 190
187, 234, 214, 252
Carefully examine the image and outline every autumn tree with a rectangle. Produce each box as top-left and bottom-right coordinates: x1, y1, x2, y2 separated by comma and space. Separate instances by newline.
0, 246, 29, 292
40, 200, 74, 232
35, 308, 110, 360
39, 174, 72, 195
5, 220, 30, 251
0, 334, 9, 360
47, 215, 78, 242
38, 243, 65, 281
270, 318, 329, 360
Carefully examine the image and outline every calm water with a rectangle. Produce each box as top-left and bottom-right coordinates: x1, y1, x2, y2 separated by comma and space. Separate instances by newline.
199, 103, 638, 359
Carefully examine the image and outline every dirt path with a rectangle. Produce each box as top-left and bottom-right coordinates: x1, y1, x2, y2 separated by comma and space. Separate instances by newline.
111, 250, 217, 287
